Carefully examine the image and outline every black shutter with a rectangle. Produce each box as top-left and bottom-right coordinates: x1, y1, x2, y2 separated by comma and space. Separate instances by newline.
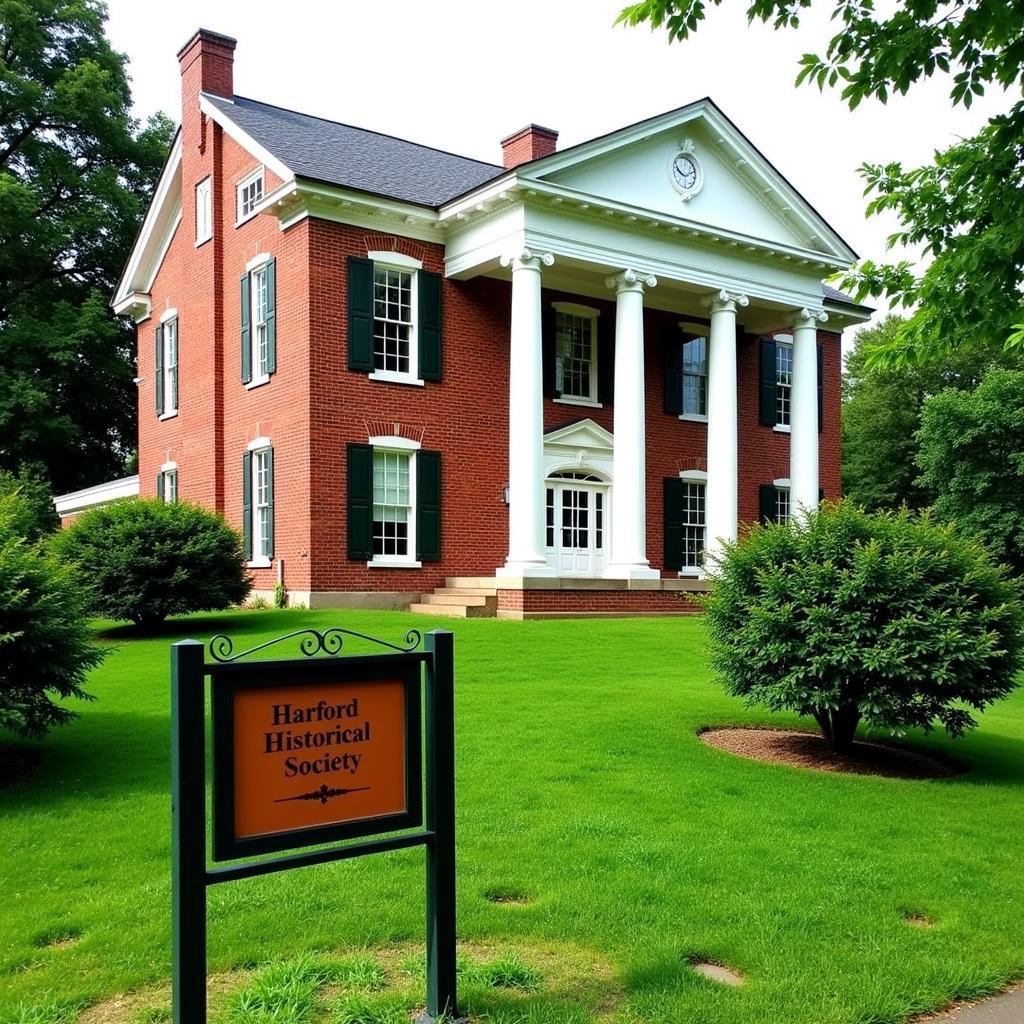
663, 477, 684, 571
265, 447, 275, 557
418, 270, 442, 381
347, 443, 374, 560
817, 344, 824, 432
240, 272, 251, 384
265, 258, 277, 375
416, 450, 442, 562
347, 256, 374, 372
664, 326, 682, 415
155, 325, 164, 415
156, 471, 165, 503
242, 451, 252, 561
819, 487, 826, 503
542, 301, 559, 398
759, 338, 777, 426
759, 484, 777, 524
597, 309, 614, 404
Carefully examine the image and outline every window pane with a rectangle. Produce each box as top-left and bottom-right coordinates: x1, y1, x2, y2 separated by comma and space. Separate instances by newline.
373, 268, 413, 375
555, 310, 595, 400
680, 481, 706, 568
681, 335, 707, 416
372, 449, 411, 557
776, 344, 792, 426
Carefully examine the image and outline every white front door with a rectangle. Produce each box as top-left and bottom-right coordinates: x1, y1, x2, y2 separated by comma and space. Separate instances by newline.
545, 478, 608, 577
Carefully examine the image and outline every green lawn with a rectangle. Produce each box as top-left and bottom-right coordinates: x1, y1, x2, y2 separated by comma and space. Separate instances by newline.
2, 609, 1023, 1024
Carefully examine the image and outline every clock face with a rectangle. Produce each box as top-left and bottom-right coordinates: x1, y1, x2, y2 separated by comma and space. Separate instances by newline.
672, 154, 698, 192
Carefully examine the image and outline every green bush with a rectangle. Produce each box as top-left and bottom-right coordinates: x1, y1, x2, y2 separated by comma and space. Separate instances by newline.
0, 493, 103, 739
0, 467, 60, 542
51, 498, 251, 628
704, 500, 1023, 753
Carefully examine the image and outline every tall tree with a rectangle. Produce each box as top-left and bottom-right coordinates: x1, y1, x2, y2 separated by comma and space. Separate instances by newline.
617, 0, 1024, 364
841, 315, 1021, 510
0, 0, 172, 491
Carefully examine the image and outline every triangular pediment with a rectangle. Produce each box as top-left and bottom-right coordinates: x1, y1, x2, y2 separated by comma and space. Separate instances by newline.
520, 100, 855, 262
544, 418, 614, 451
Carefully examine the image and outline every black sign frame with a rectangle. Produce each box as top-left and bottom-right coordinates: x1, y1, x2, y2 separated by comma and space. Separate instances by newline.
209, 654, 423, 861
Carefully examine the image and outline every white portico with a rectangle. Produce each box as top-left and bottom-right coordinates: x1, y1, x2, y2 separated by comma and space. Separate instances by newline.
438, 99, 868, 579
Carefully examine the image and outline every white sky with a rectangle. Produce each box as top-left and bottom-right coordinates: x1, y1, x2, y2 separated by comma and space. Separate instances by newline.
106, 0, 1007, 335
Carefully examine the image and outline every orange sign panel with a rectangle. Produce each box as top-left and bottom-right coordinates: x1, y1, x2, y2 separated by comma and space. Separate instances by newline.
232, 678, 408, 841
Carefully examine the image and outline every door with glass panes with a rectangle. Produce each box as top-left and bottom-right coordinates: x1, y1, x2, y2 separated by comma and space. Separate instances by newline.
545, 472, 608, 576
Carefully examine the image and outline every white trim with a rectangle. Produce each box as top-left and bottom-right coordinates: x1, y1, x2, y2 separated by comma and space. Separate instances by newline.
113, 291, 153, 322
370, 261, 420, 384
367, 434, 421, 451
112, 133, 183, 310
54, 475, 140, 516
368, 371, 425, 387
679, 413, 708, 424
367, 250, 422, 270
160, 460, 178, 473
247, 435, 272, 452
246, 251, 273, 272
773, 424, 791, 434
551, 301, 600, 317
198, 93, 294, 184
773, 477, 791, 487
159, 306, 179, 324
195, 176, 212, 246
367, 559, 423, 569
554, 397, 603, 409
236, 166, 266, 226
245, 375, 271, 390
158, 411, 178, 422
679, 469, 708, 481
248, 557, 272, 569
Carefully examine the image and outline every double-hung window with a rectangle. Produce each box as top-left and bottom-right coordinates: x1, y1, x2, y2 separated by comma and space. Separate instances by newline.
664, 472, 707, 575
775, 338, 793, 427
241, 255, 276, 386
553, 305, 599, 403
195, 177, 212, 244
157, 464, 178, 503
759, 480, 793, 525
776, 486, 791, 524
373, 265, 416, 378
681, 331, 708, 417
242, 442, 274, 566
372, 449, 413, 560
156, 313, 178, 418
236, 168, 264, 223
348, 253, 442, 385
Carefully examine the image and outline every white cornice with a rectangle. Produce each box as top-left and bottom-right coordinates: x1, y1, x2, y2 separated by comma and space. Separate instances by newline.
112, 133, 183, 311
198, 94, 294, 184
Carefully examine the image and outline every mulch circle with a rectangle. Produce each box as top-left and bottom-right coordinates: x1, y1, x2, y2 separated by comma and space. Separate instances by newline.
698, 727, 963, 780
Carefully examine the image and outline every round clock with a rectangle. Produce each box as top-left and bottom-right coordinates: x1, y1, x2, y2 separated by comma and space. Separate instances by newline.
672, 154, 698, 192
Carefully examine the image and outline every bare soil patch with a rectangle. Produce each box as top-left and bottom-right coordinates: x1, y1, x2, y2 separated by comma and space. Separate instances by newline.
699, 727, 962, 780
690, 959, 745, 986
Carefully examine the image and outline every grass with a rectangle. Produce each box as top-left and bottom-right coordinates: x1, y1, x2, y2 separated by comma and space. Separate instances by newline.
1, 608, 1023, 1024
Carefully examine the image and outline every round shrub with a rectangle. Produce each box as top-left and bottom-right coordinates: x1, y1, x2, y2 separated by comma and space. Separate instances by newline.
0, 467, 60, 542
704, 500, 1023, 753
0, 493, 103, 738
51, 498, 252, 628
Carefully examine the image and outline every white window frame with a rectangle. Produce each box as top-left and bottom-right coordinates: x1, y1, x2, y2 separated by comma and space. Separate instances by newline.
552, 302, 601, 408
773, 477, 791, 525
367, 434, 421, 568
236, 167, 265, 226
368, 252, 422, 387
678, 320, 709, 422
247, 436, 273, 568
773, 333, 793, 433
160, 461, 178, 504
245, 253, 272, 389
678, 469, 708, 578
159, 307, 179, 419
195, 177, 212, 246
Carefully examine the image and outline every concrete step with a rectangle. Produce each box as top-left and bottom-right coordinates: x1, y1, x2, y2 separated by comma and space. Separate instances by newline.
420, 592, 492, 608
440, 586, 501, 597
408, 602, 471, 618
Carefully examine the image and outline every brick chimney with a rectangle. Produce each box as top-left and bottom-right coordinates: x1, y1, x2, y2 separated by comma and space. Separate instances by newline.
177, 28, 236, 100
501, 124, 558, 169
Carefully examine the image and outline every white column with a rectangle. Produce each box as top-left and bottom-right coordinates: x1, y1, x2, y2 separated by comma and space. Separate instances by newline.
702, 288, 748, 567
497, 248, 556, 578
605, 268, 660, 580
790, 306, 827, 517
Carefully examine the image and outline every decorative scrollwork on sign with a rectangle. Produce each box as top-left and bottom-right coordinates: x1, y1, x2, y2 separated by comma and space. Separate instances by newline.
207, 627, 423, 664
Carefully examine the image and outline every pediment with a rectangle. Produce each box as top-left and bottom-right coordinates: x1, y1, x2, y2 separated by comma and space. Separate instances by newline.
544, 418, 614, 451
522, 100, 854, 262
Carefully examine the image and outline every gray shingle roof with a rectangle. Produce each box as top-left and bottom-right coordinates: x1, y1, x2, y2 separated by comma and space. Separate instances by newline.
206, 94, 504, 208
823, 283, 868, 308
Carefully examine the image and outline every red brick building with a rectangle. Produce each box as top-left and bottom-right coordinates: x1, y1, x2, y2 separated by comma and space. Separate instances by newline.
112, 29, 870, 618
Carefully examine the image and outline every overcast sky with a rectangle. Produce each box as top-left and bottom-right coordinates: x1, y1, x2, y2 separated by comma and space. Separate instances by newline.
105, 0, 1006, 339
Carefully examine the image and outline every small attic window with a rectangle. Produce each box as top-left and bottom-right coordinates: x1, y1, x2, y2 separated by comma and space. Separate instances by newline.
237, 168, 264, 224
